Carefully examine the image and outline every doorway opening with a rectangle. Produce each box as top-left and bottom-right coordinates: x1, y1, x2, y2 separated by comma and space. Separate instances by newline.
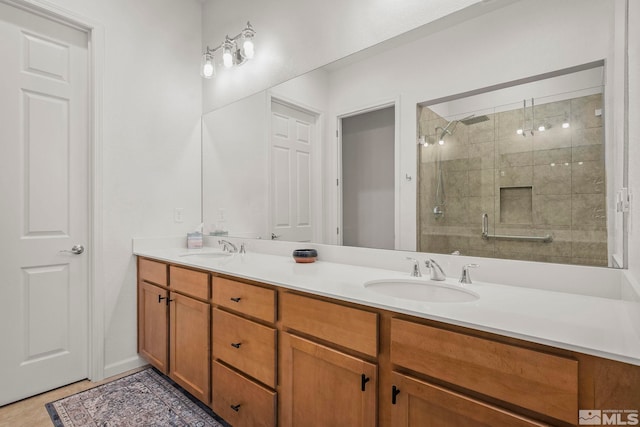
339, 105, 395, 249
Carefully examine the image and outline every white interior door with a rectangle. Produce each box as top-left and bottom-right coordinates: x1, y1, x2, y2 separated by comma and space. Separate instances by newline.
0, 2, 89, 405
270, 100, 316, 242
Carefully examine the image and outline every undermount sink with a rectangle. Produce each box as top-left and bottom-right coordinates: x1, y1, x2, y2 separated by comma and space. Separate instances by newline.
364, 279, 479, 303
179, 251, 232, 259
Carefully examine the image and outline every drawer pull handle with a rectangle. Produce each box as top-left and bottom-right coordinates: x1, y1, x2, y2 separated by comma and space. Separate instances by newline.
230, 297, 242, 303
231, 342, 242, 349
230, 404, 241, 412
361, 374, 370, 391
392, 385, 400, 404
157, 295, 166, 303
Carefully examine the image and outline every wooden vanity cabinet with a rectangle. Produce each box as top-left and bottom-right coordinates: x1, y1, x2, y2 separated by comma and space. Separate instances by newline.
390, 318, 578, 425
169, 289, 210, 403
211, 276, 277, 427
390, 372, 549, 427
280, 332, 377, 427
137, 257, 640, 427
137, 259, 211, 403
279, 292, 379, 427
138, 280, 169, 373
138, 258, 169, 373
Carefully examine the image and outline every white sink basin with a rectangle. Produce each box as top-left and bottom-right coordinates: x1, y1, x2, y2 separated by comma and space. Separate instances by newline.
179, 251, 232, 259
364, 279, 479, 303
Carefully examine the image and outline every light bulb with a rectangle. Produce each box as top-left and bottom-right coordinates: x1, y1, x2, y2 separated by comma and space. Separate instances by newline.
562, 122, 570, 129
516, 129, 523, 135
223, 50, 233, 68
222, 37, 234, 68
200, 52, 215, 79
538, 125, 546, 132
243, 39, 254, 59
203, 62, 214, 77
438, 139, 445, 145
241, 22, 256, 60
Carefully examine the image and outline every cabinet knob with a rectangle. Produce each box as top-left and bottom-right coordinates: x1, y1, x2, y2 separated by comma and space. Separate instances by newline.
230, 297, 242, 303
392, 385, 400, 404
231, 342, 242, 349
158, 295, 166, 303
230, 404, 241, 412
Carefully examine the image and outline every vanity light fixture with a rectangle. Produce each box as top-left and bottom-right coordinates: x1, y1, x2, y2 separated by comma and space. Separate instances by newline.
562, 114, 570, 128
201, 21, 256, 78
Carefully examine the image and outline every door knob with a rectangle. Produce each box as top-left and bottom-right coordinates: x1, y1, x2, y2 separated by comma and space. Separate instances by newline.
60, 244, 85, 255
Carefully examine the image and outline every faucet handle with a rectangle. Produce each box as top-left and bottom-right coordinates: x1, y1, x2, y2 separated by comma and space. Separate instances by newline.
459, 263, 479, 284
406, 257, 421, 277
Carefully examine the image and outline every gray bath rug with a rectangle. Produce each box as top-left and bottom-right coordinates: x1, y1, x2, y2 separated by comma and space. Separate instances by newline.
46, 368, 228, 426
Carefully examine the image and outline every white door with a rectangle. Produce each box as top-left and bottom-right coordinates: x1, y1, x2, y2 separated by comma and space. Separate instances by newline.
270, 100, 316, 242
0, 2, 89, 405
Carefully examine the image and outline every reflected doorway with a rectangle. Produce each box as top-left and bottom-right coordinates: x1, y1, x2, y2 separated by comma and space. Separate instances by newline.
340, 106, 395, 249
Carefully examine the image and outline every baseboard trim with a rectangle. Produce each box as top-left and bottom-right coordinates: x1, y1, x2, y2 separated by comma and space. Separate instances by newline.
103, 356, 147, 379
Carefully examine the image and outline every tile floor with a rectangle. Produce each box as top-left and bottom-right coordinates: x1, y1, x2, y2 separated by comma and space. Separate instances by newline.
0, 366, 147, 427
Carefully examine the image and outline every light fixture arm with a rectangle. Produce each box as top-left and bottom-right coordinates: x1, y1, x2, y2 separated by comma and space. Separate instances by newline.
205, 22, 255, 55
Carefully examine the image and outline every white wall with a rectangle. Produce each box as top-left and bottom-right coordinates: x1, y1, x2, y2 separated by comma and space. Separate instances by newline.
202, 91, 268, 238
201, 0, 483, 112
43, 0, 203, 377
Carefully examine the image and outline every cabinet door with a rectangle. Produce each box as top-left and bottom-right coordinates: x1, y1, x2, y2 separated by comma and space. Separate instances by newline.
280, 332, 376, 427
138, 281, 168, 374
169, 292, 210, 403
390, 372, 549, 427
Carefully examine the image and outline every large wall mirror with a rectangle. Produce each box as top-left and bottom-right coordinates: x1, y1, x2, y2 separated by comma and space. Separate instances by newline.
202, 0, 628, 268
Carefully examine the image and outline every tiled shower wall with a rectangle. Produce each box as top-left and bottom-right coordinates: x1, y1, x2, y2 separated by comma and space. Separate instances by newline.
418, 94, 607, 266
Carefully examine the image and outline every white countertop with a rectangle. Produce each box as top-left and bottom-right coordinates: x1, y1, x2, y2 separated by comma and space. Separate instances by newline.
133, 245, 640, 366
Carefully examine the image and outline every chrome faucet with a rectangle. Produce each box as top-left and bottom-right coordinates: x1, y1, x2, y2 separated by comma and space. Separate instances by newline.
218, 239, 238, 253
425, 258, 446, 281
459, 263, 479, 284
406, 257, 421, 277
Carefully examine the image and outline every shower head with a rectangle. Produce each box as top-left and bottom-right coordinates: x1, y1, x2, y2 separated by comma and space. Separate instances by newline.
458, 114, 489, 125
435, 114, 490, 144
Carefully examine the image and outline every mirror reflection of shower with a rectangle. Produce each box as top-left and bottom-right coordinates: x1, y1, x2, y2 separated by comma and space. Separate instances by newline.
419, 114, 489, 219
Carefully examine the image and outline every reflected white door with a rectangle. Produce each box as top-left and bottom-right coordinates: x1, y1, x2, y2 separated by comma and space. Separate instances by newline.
270, 101, 316, 242
0, 2, 89, 405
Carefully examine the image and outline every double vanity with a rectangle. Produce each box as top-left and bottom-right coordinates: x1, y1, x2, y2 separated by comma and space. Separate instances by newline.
134, 238, 640, 426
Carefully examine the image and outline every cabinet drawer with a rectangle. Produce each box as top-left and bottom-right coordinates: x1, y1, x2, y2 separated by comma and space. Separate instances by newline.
391, 371, 549, 427
212, 308, 276, 388
280, 292, 378, 358
390, 318, 578, 424
213, 277, 275, 323
138, 258, 167, 287
212, 361, 276, 427
170, 266, 209, 300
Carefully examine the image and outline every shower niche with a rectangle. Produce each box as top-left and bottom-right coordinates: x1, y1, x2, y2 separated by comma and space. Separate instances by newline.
417, 65, 608, 266
499, 187, 533, 225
